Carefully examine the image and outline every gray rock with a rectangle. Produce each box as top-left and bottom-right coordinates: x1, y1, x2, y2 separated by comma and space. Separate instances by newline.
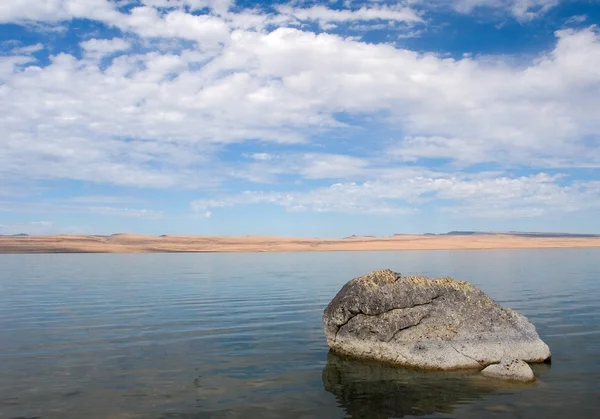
481, 359, 536, 382
323, 269, 551, 370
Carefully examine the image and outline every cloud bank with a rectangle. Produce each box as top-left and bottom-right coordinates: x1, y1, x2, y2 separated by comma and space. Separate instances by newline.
0, 0, 599, 234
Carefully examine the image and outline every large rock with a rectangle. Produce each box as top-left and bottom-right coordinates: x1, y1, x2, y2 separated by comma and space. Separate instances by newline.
323, 269, 551, 370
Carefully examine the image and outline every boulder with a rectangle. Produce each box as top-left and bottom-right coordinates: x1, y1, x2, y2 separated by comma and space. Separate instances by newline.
481, 359, 536, 382
322, 269, 551, 370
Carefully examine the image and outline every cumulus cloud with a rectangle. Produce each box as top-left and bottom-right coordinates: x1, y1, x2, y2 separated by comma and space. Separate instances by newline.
192, 173, 600, 218
1, 1, 600, 223
3, 25, 600, 190
0, 0, 121, 24
275, 4, 423, 29
80, 38, 131, 59
191, 186, 420, 215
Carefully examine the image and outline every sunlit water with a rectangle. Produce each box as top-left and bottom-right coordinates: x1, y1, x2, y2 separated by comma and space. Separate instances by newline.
1, 249, 599, 419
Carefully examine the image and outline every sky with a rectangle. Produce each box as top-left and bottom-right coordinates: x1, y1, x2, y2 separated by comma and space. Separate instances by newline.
1, 0, 600, 237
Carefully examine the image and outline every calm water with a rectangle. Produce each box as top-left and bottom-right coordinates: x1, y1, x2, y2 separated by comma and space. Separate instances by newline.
1, 249, 599, 419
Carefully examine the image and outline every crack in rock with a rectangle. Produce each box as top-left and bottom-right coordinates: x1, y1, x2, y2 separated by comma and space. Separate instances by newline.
334, 294, 441, 343
449, 343, 484, 367
385, 312, 430, 343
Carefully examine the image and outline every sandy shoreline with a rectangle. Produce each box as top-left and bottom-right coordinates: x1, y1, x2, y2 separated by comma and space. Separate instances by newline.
1, 233, 600, 254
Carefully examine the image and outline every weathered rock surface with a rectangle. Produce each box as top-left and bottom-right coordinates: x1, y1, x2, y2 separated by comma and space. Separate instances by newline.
481, 359, 536, 382
323, 269, 551, 370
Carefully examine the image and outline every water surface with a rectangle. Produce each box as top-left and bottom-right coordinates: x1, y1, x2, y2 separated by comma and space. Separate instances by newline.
1, 249, 599, 418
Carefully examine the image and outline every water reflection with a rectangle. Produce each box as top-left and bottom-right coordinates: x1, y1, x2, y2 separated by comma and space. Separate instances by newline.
1, 251, 599, 419
322, 351, 500, 418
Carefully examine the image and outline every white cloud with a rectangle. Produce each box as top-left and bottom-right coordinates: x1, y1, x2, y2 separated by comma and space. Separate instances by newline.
0, 55, 35, 79
63, 195, 144, 204
141, 0, 234, 14
10, 42, 44, 55
0, 0, 122, 24
1, 24, 600, 192
1, 2, 424, 42
192, 173, 600, 218
440, 176, 600, 218
116, 7, 231, 43
1, 3, 600, 222
509, 0, 559, 20
276, 4, 423, 29
86, 206, 164, 218
80, 38, 131, 59
1, 1, 234, 44
234, 153, 371, 182
0, 200, 164, 219
247, 153, 273, 161
566, 14, 587, 24
449, 0, 559, 20
191, 186, 420, 215
389, 136, 490, 165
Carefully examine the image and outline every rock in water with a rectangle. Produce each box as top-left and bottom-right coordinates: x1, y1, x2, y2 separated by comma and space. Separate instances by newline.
481, 359, 536, 382
322, 269, 551, 370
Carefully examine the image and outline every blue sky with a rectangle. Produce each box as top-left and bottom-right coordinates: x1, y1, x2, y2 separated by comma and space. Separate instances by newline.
1, 0, 600, 237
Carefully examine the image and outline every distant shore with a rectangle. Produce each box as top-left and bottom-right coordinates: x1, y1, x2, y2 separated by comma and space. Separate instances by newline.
1, 233, 600, 254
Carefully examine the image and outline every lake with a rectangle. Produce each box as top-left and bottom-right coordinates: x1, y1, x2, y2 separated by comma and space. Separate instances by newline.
1, 249, 599, 418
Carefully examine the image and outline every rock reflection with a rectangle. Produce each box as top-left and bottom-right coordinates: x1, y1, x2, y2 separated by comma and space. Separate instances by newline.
322, 351, 498, 418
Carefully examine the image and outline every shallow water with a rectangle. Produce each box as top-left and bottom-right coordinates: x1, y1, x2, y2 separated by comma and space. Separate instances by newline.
0, 249, 599, 419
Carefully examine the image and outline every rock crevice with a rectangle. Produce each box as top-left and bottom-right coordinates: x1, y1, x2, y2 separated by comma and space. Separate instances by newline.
448, 343, 485, 367
334, 294, 442, 343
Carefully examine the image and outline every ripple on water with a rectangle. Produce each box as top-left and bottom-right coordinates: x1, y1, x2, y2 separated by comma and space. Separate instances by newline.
1, 250, 599, 419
